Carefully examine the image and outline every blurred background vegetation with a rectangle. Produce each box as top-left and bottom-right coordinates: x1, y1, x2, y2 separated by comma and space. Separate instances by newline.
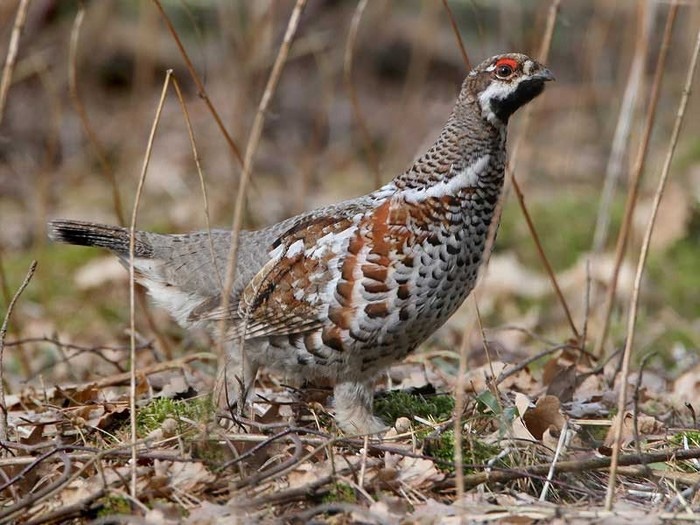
0, 0, 699, 393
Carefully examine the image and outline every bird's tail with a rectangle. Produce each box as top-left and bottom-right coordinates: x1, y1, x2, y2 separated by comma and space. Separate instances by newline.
47, 220, 153, 257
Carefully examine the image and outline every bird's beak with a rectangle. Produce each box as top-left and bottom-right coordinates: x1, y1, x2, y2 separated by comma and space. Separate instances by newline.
535, 67, 555, 82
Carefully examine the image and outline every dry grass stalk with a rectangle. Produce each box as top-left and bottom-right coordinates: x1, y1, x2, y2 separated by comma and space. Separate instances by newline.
216, 0, 308, 400
127, 69, 173, 498
480, 0, 580, 344
441, 0, 471, 70
0, 0, 31, 369
448, 0, 566, 507
152, 0, 244, 166
604, 20, 699, 511
0, 260, 36, 443
68, 5, 126, 226
593, 2, 679, 359
592, 1, 655, 253
0, 0, 29, 124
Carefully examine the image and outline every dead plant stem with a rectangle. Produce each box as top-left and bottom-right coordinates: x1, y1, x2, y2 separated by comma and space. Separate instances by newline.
460, 446, 700, 491
216, 0, 307, 397
594, 2, 679, 358
0, 0, 29, 124
128, 69, 173, 499
592, 1, 654, 253
441, 0, 471, 70
68, 5, 126, 225
604, 20, 699, 510
0, 260, 36, 443
511, 176, 580, 340
152, 0, 244, 166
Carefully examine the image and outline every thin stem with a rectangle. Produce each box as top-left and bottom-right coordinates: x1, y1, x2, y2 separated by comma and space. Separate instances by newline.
0, 261, 37, 443
594, 2, 679, 358
604, 18, 699, 511
441, 0, 471, 71
215, 0, 308, 395
128, 70, 173, 498
68, 5, 126, 225
151, 0, 244, 166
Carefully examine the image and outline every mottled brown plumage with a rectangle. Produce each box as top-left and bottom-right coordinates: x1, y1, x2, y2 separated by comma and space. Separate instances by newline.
48, 53, 553, 434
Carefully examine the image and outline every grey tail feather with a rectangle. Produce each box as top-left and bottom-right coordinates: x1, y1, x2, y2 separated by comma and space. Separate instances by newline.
47, 219, 154, 257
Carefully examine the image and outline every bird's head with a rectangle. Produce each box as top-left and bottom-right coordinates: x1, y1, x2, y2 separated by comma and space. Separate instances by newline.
462, 53, 554, 127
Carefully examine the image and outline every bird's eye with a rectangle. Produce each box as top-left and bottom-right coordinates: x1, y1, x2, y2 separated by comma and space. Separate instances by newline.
495, 64, 513, 78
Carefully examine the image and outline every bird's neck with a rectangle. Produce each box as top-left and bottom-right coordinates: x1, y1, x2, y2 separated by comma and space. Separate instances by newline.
387, 106, 507, 203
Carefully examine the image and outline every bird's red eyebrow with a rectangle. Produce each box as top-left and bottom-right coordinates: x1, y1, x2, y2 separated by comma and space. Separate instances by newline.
495, 58, 518, 70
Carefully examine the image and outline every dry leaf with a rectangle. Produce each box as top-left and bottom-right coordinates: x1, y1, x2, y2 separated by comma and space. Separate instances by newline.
395, 456, 444, 488
604, 412, 665, 448
512, 393, 536, 441
522, 395, 566, 440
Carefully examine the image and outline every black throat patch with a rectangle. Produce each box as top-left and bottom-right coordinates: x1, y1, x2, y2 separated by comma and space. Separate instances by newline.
491, 79, 546, 122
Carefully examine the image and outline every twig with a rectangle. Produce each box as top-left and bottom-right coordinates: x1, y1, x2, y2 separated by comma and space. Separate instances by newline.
0, 260, 36, 443
128, 69, 173, 499
594, 2, 679, 359
58, 351, 215, 391
249, 459, 382, 508
216, 0, 307, 395
0, 452, 72, 523
441, 0, 470, 70
151, 0, 244, 166
604, 20, 699, 510
22, 488, 105, 525
68, 5, 126, 225
458, 446, 700, 491
344, 0, 381, 188
495, 343, 576, 386
0, 0, 29, 124
539, 419, 568, 501
511, 176, 580, 341
234, 432, 303, 489
4, 336, 153, 376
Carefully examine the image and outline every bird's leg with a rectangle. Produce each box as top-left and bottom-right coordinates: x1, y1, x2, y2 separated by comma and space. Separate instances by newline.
213, 343, 258, 424
333, 380, 388, 436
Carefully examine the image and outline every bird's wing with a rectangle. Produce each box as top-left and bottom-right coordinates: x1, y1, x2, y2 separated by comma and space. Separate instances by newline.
189, 211, 362, 340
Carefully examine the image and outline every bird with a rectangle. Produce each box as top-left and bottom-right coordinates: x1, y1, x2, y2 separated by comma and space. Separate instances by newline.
48, 53, 553, 435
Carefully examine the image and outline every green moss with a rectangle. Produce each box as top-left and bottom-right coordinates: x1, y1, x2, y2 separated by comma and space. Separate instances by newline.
374, 391, 454, 424
97, 494, 131, 517
670, 431, 700, 449
424, 429, 502, 474
135, 396, 214, 437
322, 482, 357, 504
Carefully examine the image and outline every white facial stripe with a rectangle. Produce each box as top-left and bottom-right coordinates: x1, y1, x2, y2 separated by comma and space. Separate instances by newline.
478, 74, 530, 125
